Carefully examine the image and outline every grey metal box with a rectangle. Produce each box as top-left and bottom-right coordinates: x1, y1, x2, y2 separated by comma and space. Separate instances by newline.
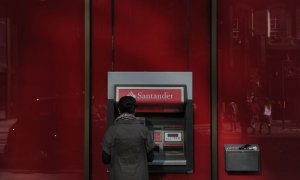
224, 144, 260, 172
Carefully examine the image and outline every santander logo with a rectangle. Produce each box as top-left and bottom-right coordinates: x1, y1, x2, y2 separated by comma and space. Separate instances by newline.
117, 86, 184, 112
127, 91, 174, 101
117, 87, 184, 103
127, 91, 137, 98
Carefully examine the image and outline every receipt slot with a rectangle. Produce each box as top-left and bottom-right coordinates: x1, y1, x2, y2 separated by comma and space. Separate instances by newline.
107, 72, 194, 173
224, 144, 260, 172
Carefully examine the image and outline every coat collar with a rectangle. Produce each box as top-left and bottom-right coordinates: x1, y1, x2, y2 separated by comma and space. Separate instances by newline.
114, 113, 137, 124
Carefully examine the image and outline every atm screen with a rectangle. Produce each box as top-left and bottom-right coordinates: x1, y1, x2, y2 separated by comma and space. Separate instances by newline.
164, 132, 182, 142
168, 134, 178, 137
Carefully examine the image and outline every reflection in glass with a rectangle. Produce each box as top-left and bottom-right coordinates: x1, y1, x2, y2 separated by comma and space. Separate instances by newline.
219, 1, 300, 137
0, 0, 84, 179
219, 1, 300, 179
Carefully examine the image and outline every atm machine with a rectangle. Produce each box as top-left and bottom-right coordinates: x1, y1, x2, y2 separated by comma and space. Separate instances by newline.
107, 72, 194, 173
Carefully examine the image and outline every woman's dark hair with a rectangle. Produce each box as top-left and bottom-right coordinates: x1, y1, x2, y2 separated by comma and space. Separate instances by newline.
117, 96, 137, 114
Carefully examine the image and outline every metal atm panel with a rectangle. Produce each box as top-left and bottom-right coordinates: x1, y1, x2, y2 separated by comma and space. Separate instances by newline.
107, 72, 193, 173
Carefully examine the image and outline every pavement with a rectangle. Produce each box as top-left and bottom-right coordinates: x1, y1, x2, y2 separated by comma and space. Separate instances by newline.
220, 119, 300, 137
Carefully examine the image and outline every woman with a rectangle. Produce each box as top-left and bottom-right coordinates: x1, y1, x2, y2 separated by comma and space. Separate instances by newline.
102, 96, 154, 180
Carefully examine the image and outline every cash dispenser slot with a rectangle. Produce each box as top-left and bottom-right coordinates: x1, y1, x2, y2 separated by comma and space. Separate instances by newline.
163, 145, 184, 152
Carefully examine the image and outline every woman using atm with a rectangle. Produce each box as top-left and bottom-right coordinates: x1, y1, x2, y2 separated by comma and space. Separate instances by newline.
102, 96, 154, 180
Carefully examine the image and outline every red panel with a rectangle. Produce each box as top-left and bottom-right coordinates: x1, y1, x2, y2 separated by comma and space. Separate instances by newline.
114, 0, 188, 71
218, 0, 300, 180
0, 0, 84, 179
189, 0, 211, 179
93, 0, 211, 180
91, 0, 112, 179
116, 87, 184, 112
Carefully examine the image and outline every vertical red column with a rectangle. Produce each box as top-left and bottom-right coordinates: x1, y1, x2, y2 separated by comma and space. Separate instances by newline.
91, 0, 112, 179
92, 0, 211, 179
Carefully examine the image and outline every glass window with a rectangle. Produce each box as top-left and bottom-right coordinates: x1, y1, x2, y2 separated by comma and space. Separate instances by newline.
0, 0, 84, 179
218, 1, 300, 179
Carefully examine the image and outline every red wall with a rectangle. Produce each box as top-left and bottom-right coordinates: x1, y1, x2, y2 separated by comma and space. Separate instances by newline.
0, 0, 84, 178
92, 0, 211, 179
2, 0, 299, 179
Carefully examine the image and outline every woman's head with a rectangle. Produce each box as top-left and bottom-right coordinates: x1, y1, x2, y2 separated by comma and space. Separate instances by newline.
117, 96, 137, 114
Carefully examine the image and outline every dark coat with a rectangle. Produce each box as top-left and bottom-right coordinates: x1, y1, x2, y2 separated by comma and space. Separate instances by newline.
102, 113, 154, 180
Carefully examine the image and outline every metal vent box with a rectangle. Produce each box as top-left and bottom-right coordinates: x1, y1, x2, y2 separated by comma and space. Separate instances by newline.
224, 144, 260, 172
